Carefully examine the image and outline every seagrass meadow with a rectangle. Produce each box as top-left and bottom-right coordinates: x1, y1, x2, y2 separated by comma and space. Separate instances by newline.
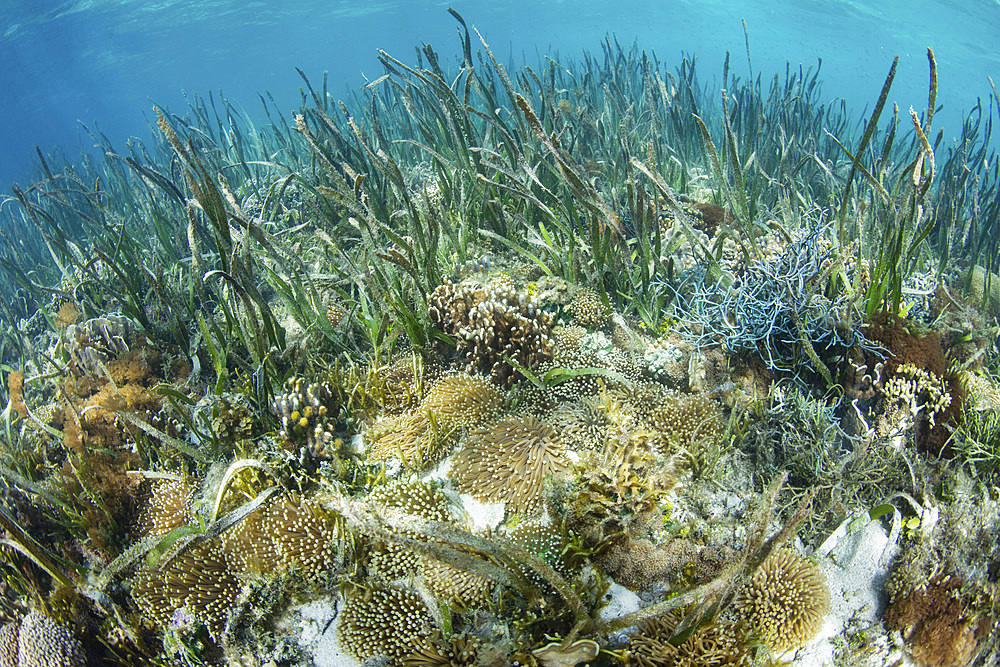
1, 12, 1000, 666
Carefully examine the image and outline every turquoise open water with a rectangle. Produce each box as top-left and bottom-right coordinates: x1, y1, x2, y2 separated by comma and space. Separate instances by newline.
2, 0, 998, 188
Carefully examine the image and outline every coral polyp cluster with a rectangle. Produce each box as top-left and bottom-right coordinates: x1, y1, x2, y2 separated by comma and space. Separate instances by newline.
630, 382, 724, 454
401, 634, 482, 667
365, 370, 502, 470
336, 585, 434, 662
429, 278, 555, 388
450, 415, 569, 515
627, 611, 752, 667
366, 479, 457, 580
422, 374, 503, 428
221, 495, 337, 578
569, 288, 611, 329
885, 573, 990, 667
136, 477, 195, 537
733, 548, 830, 654
367, 408, 452, 469
132, 538, 241, 639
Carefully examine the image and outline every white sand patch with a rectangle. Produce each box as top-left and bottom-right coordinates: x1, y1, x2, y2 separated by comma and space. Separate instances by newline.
281, 597, 360, 667
597, 582, 642, 624
457, 493, 506, 530
790, 511, 907, 666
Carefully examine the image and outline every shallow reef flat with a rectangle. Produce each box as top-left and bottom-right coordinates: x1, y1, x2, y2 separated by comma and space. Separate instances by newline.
0, 14, 998, 667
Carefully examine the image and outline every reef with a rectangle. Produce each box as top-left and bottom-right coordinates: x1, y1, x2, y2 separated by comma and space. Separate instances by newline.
0, 12, 998, 667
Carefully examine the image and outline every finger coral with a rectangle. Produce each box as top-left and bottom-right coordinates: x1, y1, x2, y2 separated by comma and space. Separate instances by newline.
428, 278, 555, 388
272, 377, 345, 458
450, 416, 570, 515
733, 548, 829, 654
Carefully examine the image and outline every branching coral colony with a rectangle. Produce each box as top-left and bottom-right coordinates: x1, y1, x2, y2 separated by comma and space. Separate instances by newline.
0, 10, 999, 666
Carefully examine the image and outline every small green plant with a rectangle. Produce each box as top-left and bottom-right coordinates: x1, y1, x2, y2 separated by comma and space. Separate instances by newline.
955, 406, 1000, 483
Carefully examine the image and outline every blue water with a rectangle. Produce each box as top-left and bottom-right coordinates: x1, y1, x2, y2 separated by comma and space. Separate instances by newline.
2, 0, 999, 190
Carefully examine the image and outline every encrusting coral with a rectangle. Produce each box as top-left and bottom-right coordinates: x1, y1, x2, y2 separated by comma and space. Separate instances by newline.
450, 415, 570, 515
0, 612, 88, 667
733, 548, 830, 654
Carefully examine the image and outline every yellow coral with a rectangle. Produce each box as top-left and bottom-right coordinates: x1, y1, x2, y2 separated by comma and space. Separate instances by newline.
422, 374, 503, 429
221, 495, 337, 579
337, 585, 435, 662
450, 416, 569, 515
734, 548, 829, 653
628, 610, 752, 667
